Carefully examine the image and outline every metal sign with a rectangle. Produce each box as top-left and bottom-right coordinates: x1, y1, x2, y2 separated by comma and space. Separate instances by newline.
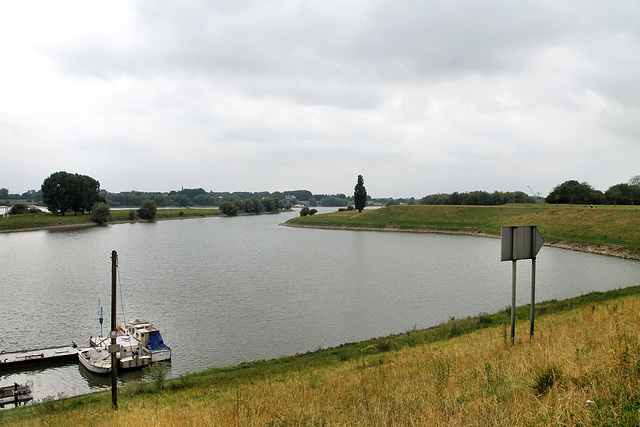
501, 226, 544, 261
501, 226, 544, 344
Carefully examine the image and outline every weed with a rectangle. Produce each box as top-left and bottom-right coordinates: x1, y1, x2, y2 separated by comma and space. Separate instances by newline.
531, 364, 562, 396
484, 362, 506, 397
34, 395, 57, 415
376, 339, 394, 353
144, 362, 170, 392
167, 372, 194, 391
432, 350, 452, 390
120, 380, 147, 397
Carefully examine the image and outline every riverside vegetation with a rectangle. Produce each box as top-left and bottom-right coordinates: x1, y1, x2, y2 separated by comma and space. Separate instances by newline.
286, 204, 640, 260
2, 203, 640, 425
0, 208, 223, 232
3, 287, 640, 425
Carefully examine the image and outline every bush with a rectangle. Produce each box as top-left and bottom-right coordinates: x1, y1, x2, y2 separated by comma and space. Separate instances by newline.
219, 201, 239, 216
9, 203, 28, 214
91, 202, 111, 225
144, 362, 170, 392
128, 210, 136, 221
138, 199, 157, 220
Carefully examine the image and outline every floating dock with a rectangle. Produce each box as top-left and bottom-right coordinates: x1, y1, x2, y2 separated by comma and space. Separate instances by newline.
0, 382, 33, 408
0, 346, 79, 370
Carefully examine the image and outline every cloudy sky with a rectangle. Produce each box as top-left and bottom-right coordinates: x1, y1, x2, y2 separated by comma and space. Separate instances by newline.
2, 1, 639, 198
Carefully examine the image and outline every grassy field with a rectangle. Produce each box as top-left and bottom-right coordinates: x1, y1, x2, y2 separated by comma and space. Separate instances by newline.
0, 208, 223, 232
286, 204, 640, 259
3, 286, 640, 425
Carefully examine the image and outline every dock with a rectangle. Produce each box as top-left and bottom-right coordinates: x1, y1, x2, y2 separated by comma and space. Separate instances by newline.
0, 382, 33, 408
0, 345, 79, 370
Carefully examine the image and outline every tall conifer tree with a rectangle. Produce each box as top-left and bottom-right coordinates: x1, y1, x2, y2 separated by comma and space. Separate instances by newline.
354, 175, 367, 213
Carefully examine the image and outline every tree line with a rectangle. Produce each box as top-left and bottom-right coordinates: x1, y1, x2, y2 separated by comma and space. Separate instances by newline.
545, 178, 640, 205
4, 173, 640, 214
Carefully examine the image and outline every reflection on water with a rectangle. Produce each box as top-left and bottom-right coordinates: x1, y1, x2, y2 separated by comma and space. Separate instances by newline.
1, 207, 639, 403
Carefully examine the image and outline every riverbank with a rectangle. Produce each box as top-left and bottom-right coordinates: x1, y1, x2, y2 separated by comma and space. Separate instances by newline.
283, 204, 640, 260
4, 285, 640, 425
0, 208, 224, 233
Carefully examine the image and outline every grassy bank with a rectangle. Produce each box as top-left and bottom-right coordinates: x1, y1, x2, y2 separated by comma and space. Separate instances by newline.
3, 286, 640, 425
0, 208, 223, 232
285, 204, 640, 259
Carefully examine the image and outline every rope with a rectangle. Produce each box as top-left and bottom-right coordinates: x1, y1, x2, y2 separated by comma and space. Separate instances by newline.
117, 257, 127, 325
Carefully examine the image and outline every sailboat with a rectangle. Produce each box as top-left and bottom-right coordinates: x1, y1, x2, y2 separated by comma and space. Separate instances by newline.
78, 251, 170, 374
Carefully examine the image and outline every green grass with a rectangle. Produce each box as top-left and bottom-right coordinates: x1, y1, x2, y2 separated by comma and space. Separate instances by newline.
0, 208, 223, 232
286, 204, 640, 258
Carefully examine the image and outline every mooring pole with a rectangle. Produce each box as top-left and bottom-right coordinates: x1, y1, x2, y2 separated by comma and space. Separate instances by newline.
530, 256, 536, 341
111, 250, 118, 409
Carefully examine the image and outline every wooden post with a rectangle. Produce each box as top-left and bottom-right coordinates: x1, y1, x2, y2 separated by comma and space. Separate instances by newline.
111, 250, 118, 409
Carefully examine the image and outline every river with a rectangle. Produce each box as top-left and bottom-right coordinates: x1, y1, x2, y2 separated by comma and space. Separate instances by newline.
1, 207, 639, 402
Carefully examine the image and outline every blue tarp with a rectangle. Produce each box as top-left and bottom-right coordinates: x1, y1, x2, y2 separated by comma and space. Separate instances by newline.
147, 331, 170, 350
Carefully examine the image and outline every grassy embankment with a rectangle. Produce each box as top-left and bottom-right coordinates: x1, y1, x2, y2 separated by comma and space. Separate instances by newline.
3, 287, 640, 425
0, 208, 222, 233
286, 204, 640, 259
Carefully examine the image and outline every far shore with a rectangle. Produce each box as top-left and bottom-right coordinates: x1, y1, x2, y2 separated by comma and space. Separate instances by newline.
282, 221, 640, 261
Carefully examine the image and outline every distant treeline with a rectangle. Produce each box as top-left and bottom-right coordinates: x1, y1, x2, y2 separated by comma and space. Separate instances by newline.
545, 179, 640, 205
418, 191, 536, 206
103, 188, 358, 208
3, 175, 639, 208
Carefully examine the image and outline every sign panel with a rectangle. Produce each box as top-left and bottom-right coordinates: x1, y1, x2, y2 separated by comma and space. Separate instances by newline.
501, 226, 544, 261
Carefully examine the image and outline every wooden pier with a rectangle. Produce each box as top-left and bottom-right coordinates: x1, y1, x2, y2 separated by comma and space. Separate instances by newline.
0, 382, 33, 408
0, 345, 79, 370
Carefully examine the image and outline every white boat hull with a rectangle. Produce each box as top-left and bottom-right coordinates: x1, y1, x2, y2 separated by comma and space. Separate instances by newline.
78, 348, 111, 374
150, 348, 171, 363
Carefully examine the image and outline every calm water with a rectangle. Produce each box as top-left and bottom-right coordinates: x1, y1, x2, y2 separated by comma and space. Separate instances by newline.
1, 208, 639, 402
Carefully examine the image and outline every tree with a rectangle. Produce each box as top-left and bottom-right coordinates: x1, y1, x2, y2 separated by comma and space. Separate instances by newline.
91, 202, 111, 224
41, 171, 105, 215
545, 180, 604, 205
138, 199, 157, 220
605, 183, 640, 205
354, 175, 367, 213
219, 201, 238, 216
243, 198, 264, 214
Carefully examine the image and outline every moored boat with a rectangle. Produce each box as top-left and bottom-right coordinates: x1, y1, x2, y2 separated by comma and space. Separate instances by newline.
79, 251, 169, 375
78, 347, 111, 374
89, 333, 151, 370
118, 319, 171, 363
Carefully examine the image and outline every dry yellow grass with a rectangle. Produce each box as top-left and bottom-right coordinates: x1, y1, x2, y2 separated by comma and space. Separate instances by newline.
12, 294, 640, 426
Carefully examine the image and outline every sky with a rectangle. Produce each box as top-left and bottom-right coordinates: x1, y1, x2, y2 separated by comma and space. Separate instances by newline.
1, 1, 639, 199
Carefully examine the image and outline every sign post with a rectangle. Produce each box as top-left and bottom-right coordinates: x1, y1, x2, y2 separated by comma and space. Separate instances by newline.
501, 226, 544, 344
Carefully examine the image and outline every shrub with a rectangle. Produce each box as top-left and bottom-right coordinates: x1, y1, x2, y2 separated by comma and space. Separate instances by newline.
144, 362, 170, 392
128, 210, 136, 221
9, 203, 27, 214
91, 202, 111, 225
138, 199, 157, 220
220, 201, 239, 216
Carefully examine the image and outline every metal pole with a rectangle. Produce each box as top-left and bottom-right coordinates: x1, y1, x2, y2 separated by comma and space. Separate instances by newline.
511, 259, 516, 345
111, 250, 118, 409
530, 256, 536, 340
